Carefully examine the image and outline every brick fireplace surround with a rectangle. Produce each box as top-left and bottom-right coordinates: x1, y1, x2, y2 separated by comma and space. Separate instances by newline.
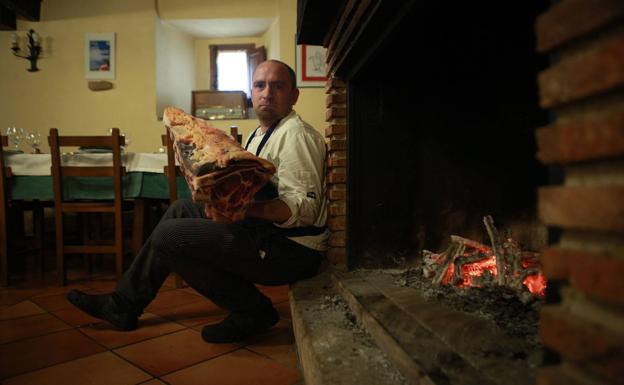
307, 0, 624, 384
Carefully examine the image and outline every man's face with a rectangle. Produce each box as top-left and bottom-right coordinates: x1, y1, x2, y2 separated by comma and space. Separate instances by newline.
251, 62, 299, 123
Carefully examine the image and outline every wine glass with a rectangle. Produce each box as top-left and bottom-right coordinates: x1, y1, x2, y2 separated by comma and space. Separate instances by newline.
106, 128, 130, 148
13, 127, 24, 151
121, 132, 131, 148
25, 132, 42, 153
5, 127, 15, 149
5, 126, 24, 152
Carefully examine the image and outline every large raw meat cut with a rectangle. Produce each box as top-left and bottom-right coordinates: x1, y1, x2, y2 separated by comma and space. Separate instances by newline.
163, 106, 276, 221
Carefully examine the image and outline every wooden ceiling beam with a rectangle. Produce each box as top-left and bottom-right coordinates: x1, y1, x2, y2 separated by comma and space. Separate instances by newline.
0, 0, 41, 24
0, 4, 17, 30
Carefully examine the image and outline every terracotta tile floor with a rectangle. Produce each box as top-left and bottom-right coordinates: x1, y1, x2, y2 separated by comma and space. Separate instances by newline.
0, 271, 303, 384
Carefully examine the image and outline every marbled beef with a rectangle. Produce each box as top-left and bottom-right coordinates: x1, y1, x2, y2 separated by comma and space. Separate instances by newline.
163, 106, 276, 221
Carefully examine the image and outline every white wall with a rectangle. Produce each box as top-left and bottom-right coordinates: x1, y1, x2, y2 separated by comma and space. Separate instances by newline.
264, 18, 281, 60
0, 0, 163, 153
155, 18, 195, 117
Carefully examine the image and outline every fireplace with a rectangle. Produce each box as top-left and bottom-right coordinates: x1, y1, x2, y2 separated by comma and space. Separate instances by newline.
345, 2, 550, 268
300, 0, 556, 268
299, 0, 624, 383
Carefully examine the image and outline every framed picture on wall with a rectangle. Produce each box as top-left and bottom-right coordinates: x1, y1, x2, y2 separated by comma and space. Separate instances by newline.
85, 32, 115, 80
295, 44, 328, 87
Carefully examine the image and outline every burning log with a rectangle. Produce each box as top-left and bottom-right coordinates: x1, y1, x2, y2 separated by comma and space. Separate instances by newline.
421, 216, 547, 298
484, 215, 505, 285
423, 241, 466, 285
450, 235, 490, 251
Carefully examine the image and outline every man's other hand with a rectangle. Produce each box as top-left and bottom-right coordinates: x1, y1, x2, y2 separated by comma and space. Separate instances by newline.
204, 204, 233, 224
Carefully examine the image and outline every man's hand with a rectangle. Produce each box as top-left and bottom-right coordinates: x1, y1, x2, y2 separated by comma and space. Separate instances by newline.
246, 199, 292, 224
204, 204, 233, 224
211, 210, 232, 224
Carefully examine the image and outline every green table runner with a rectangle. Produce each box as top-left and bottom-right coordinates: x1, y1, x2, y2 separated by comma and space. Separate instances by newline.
9, 173, 191, 201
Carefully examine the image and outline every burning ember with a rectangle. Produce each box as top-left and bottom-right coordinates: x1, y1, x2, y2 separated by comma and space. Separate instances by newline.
422, 215, 547, 297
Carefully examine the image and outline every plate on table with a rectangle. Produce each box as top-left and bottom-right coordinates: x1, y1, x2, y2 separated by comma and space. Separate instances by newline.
3, 150, 23, 155
78, 147, 113, 154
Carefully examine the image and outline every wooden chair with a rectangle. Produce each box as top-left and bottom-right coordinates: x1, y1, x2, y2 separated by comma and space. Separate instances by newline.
161, 128, 180, 203
229, 125, 243, 145
0, 135, 10, 285
48, 128, 126, 285
1, 135, 45, 286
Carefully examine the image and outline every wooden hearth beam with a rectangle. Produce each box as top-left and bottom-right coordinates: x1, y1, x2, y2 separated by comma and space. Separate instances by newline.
296, 0, 346, 46
333, 271, 537, 385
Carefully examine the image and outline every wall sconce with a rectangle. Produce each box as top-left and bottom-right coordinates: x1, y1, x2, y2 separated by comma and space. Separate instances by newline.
11, 29, 42, 72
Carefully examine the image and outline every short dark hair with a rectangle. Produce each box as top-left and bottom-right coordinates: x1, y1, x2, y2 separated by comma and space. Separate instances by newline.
259, 59, 297, 89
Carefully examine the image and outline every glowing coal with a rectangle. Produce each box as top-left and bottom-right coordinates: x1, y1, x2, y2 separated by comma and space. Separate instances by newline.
422, 215, 546, 297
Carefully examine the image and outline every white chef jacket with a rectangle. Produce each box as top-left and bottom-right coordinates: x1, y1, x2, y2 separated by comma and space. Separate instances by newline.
246, 110, 329, 251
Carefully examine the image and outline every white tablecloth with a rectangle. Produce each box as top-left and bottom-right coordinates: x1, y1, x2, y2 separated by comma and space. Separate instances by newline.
4, 152, 169, 176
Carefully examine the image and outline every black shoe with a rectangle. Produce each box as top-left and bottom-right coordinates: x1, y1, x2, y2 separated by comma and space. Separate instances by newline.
66, 290, 138, 331
202, 306, 279, 344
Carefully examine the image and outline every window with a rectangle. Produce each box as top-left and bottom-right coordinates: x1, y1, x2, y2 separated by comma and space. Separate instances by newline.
210, 44, 266, 100
216, 50, 250, 96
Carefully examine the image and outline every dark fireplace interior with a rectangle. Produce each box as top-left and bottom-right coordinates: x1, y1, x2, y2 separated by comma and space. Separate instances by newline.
347, 2, 551, 268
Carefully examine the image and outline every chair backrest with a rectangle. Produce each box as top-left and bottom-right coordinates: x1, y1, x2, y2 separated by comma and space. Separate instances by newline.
0, 135, 11, 216
48, 128, 126, 206
229, 126, 243, 144
0, 135, 11, 285
0, 135, 10, 202
161, 127, 179, 203
1, 136, 46, 286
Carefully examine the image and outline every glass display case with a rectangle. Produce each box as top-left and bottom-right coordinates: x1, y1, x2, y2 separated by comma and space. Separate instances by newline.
192, 90, 247, 120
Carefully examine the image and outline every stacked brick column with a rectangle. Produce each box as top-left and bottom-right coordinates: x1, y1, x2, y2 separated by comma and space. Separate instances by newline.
325, 77, 347, 267
534, 1, 624, 384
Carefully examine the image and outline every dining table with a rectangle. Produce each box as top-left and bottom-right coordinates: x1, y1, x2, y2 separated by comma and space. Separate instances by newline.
4, 151, 191, 255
